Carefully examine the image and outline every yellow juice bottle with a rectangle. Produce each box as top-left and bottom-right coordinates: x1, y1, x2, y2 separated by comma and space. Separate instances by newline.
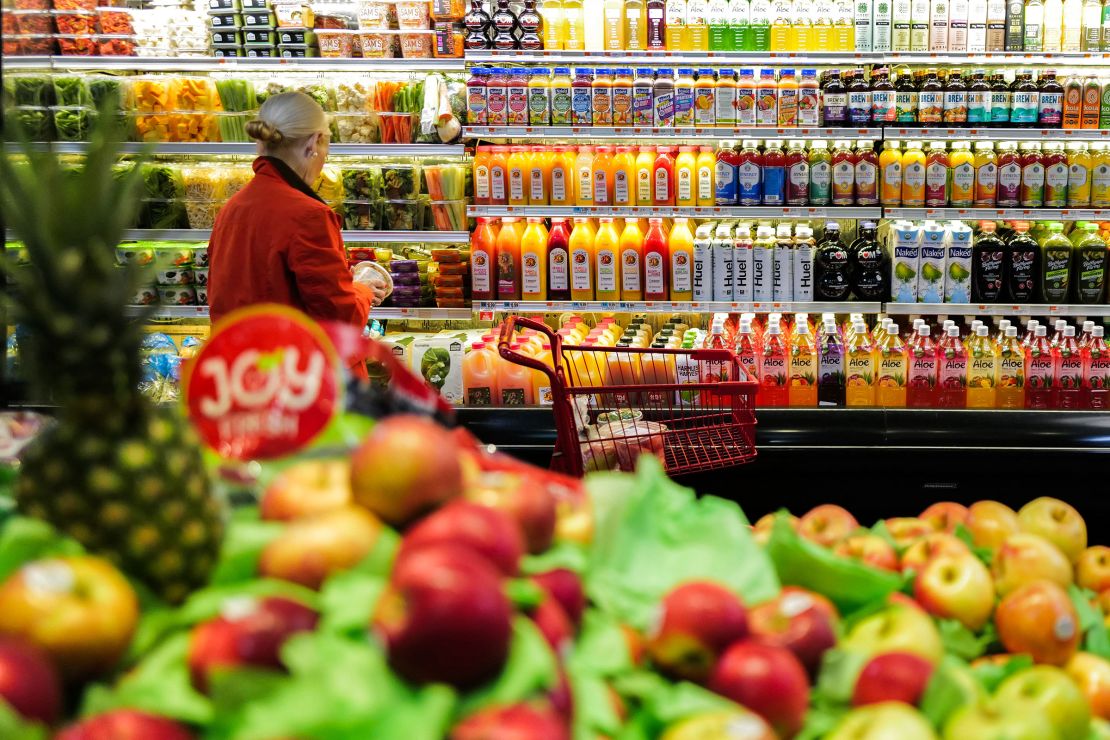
901, 140, 927, 208
1092, 142, 1110, 208
966, 326, 997, 408
696, 146, 716, 206
876, 325, 908, 407
1067, 141, 1093, 207
845, 321, 877, 407
575, 146, 595, 207
880, 140, 903, 206
788, 322, 819, 406
550, 145, 576, 206
948, 140, 976, 207
995, 326, 1025, 409
666, 0, 688, 49
594, 217, 621, 301
541, 0, 566, 49
562, 0, 585, 49
668, 217, 695, 301
528, 145, 553, 206
521, 217, 549, 301
675, 146, 698, 206
792, 0, 813, 50
532, 342, 554, 406
973, 141, 998, 208
770, 0, 793, 48
569, 218, 596, 301
613, 145, 637, 207
635, 146, 656, 207
620, 219, 645, 300
507, 145, 530, 206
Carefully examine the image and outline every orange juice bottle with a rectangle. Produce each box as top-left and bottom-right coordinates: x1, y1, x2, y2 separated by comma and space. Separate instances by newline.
635, 146, 656, 206
464, 342, 500, 406
471, 217, 497, 301
489, 145, 510, 205
496, 217, 524, 300
473, 145, 492, 205
507, 145, 531, 206
521, 217, 549, 301
675, 145, 698, 206
575, 146, 595, 207
880, 140, 903, 206
900, 140, 926, 208
619, 218, 645, 300
551, 145, 576, 206
696, 146, 716, 206
528, 145, 553, 205
669, 216, 695, 301
593, 145, 615, 206
595, 217, 621, 301
613, 145, 637, 206
569, 217, 596, 301
788, 322, 818, 406
498, 344, 535, 405
531, 343, 555, 406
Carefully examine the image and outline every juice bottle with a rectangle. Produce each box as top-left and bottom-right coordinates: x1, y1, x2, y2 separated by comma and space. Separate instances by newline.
936, 325, 968, 408
674, 68, 697, 126
571, 69, 594, 127
736, 321, 760, 386
652, 147, 676, 206
770, 0, 792, 48
633, 68, 655, 126
750, 0, 773, 47
788, 323, 818, 406
737, 69, 758, 126
666, 0, 688, 48
593, 145, 615, 206
1092, 142, 1110, 208
996, 141, 1021, 207
549, 67, 573, 125
1038, 69, 1065, 126
594, 217, 620, 301
917, 69, 944, 125
835, 0, 857, 47
498, 343, 535, 405
995, 326, 1026, 408
795, 0, 816, 49
966, 325, 996, 408
831, 139, 856, 206
562, 0, 585, 48
758, 323, 789, 406
1025, 324, 1054, 408
756, 69, 779, 127
471, 217, 497, 301
785, 140, 810, 206
612, 146, 636, 207
620, 219, 645, 300
1020, 142, 1045, 207
675, 146, 698, 206
636, 146, 656, 205
531, 342, 555, 406
547, 218, 571, 300
496, 217, 524, 300
592, 70, 614, 126
464, 342, 499, 406
539, 0, 565, 49
507, 69, 530, 126
738, 139, 763, 206
855, 141, 880, 206
655, 69, 676, 126
1044, 144, 1070, 208
778, 69, 799, 127
691, 69, 716, 128
901, 140, 927, 207
715, 69, 738, 128
943, 69, 969, 124
521, 217, 549, 300
575, 146, 595, 207
569, 218, 596, 301
973, 141, 998, 207
468, 69, 489, 126
644, 217, 670, 301
906, 325, 938, 407
1067, 141, 1092, 207
669, 217, 695, 300
1081, 75, 1102, 129
880, 140, 903, 206
817, 320, 845, 405
687, 0, 710, 48
717, 144, 740, 205
507, 145, 530, 206
876, 323, 908, 407
526, 146, 551, 206
486, 68, 509, 125
798, 68, 820, 126
1073, 222, 1107, 303
1083, 325, 1110, 409
729, 0, 752, 48
967, 70, 991, 124
696, 147, 716, 207
845, 321, 876, 407
473, 145, 492, 206
809, 141, 832, 206
762, 140, 786, 206
611, 68, 633, 127
894, 67, 918, 124
924, 140, 949, 208
489, 145, 509, 205
1054, 325, 1083, 408
603, 0, 625, 48
550, 145, 575, 206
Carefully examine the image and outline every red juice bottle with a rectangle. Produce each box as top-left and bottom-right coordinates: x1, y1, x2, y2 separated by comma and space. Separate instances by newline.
1053, 325, 1083, 408
546, 218, 572, 301
907, 325, 938, 407
924, 141, 949, 208
757, 323, 789, 406
1083, 325, 1110, 409
785, 139, 809, 206
936, 325, 968, 408
736, 139, 762, 206
643, 217, 669, 300
1024, 324, 1054, 408
996, 141, 1021, 207
653, 147, 676, 206
854, 141, 880, 206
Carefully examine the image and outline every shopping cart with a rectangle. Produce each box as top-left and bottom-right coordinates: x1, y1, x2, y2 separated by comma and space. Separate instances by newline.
498, 316, 759, 477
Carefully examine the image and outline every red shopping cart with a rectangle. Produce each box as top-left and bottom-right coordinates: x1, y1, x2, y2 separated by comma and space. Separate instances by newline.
498, 316, 759, 477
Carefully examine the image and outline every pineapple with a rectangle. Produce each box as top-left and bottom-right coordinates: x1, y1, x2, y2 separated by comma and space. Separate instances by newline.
1, 102, 224, 604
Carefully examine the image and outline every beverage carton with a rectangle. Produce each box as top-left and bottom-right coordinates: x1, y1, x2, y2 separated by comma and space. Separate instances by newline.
918, 220, 947, 303
944, 220, 973, 302
892, 220, 921, 303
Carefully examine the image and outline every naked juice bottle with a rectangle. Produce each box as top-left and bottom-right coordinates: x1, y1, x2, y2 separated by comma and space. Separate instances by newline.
547, 218, 572, 300
644, 217, 670, 300
594, 217, 620, 301
620, 219, 645, 300
521, 217, 549, 300
569, 218, 596, 301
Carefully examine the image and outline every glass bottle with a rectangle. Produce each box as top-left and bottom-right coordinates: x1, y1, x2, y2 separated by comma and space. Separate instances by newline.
465, 0, 494, 49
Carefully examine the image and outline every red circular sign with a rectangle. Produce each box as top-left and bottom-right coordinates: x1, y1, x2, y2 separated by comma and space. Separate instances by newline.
182, 305, 342, 460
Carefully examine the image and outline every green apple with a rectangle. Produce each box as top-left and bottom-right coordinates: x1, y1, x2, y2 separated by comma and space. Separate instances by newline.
841, 605, 945, 664
826, 702, 939, 740
1091, 718, 1110, 740
943, 700, 1060, 740
994, 666, 1091, 740
920, 656, 988, 728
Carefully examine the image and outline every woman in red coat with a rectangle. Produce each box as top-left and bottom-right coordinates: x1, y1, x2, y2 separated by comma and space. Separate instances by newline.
208, 92, 389, 375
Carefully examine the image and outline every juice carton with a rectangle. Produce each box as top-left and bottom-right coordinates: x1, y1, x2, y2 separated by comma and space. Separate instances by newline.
918, 220, 947, 303
944, 220, 973, 303
892, 220, 922, 303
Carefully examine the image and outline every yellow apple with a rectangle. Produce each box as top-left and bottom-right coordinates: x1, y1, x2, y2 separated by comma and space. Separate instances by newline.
965, 500, 1021, 553
842, 605, 945, 664
1066, 652, 1110, 721
1078, 547, 1110, 593
900, 533, 970, 573
993, 533, 1074, 597
914, 552, 995, 631
1018, 497, 1087, 563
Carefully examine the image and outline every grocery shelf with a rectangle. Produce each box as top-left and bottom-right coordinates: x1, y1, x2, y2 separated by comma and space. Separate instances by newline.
884, 207, 1110, 220
7, 229, 470, 243
474, 300, 882, 314
125, 305, 210, 320
468, 205, 883, 218
885, 303, 1110, 316
465, 50, 1110, 66
12, 142, 466, 157
887, 127, 1110, 141
465, 126, 884, 140
2, 55, 465, 72
372, 307, 474, 319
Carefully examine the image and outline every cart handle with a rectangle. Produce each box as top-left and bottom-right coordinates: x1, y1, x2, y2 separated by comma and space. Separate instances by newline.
497, 315, 564, 387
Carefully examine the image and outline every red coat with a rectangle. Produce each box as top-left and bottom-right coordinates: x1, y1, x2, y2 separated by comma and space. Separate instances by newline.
208, 157, 374, 376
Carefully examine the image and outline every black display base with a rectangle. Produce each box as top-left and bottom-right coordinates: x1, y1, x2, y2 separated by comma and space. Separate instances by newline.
456, 407, 1110, 542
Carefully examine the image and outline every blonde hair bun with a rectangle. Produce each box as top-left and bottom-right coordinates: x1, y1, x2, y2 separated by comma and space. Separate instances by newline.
247, 92, 328, 151
246, 119, 284, 146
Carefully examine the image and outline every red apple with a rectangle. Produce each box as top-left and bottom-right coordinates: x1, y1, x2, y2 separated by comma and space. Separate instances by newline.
350, 415, 463, 526
467, 474, 557, 555
55, 710, 193, 739
834, 534, 899, 572
709, 641, 810, 738
993, 533, 1074, 596
920, 502, 970, 533
646, 581, 749, 683
259, 459, 352, 522
399, 500, 525, 577
1018, 497, 1088, 563
450, 703, 570, 740
884, 517, 935, 549
1077, 547, 1110, 593
852, 651, 935, 707
258, 507, 384, 590
187, 596, 319, 693
913, 551, 996, 631
530, 592, 574, 657
995, 580, 1080, 666
0, 636, 62, 725
899, 532, 970, 573
0, 556, 138, 679
965, 500, 1022, 552
798, 505, 859, 547
375, 544, 512, 689
748, 587, 838, 677
533, 569, 585, 629
1066, 652, 1110, 721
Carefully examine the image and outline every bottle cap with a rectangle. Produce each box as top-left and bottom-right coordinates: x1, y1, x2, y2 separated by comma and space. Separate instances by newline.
1005, 327, 1018, 337
948, 326, 961, 337
976, 326, 989, 336
1064, 326, 1076, 337
921, 326, 931, 336
1095, 327, 1105, 337
1035, 325, 1047, 336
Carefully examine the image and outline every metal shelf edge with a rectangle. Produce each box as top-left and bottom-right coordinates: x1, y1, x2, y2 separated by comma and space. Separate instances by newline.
474, 300, 884, 313
10, 142, 465, 157
467, 205, 884, 218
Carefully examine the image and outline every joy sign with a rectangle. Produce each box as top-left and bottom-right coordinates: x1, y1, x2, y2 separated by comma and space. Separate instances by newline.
182, 305, 342, 459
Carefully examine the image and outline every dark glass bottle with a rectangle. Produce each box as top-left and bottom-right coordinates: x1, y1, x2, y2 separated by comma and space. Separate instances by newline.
517, 0, 542, 48
822, 69, 848, 127
870, 67, 896, 124
989, 73, 1012, 127
967, 70, 991, 125
1010, 70, 1040, 128
464, 0, 493, 50
972, 222, 1006, 302
847, 68, 872, 126
1005, 222, 1042, 303
814, 222, 852, 301
491, 0, 519, 50
943, 69, 968, 126
894, 67, 919, 125
849, 221, 889, 301
1037, 69, 1064, 127
917, 69, 943, 126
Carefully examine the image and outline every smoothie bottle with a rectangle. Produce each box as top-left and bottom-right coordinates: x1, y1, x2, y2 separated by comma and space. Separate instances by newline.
674, 68, 697, 126
716, 69, 738, 127
778, 69, 799, 127
620, 219, 645, 300
571, 68, 593, 126
527, 68, 551, 126
612, 68, 634, 126
521, 217, 550, 300
644, 217, 670, 301
594, 217, 620, 301
592, 69, 614, 126
695, 69, 717, 127
549, 67, 573, 125
569, 217, 596, 301
633, 68, 655, 126
547, 218, 572, 300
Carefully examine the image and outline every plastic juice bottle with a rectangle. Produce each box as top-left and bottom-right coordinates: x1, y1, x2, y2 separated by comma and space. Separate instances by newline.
612, 146, 636, 207
813, 0, 835, 46
730, 0, 753, 48
496, 217, 524, 300
696, 147, 716, 207
1081, 76, 1102, 129
1067, 142, 1092, 207
593, 145, 615, 206
737, 140, 763, 206
575, 146, 595, 207
635, 146, 656, 205
594, 218, 620, 301
946, 141, 974, 207
965, 325, 997, 408
549, 68, 573, 125
473, 146, 492, 206
901, 140, 926, 207
531, 343, 555, 406
777, 70, 799, 127
855, 141, 880, 206
666, 0, 689, 47
906, 325, 938, 407
619, 219, 645, 300
1054, 324, 1083, 407
787, 323, 818, 406
996, 141, 1021, 208
936, 325, 968, 407
1073, 223, 1107, 303
831, 140, 856, 206
707, 0, 731, 48
693, 69, 716, 127
1020, 143, 1045, 207
563, 0, 585, 48
541, 0, 566, 48
1083, 325, 1110, 409
498, 343, 535, 405
809, 141, 832, 206
750, 0, 773, 47
762, 141, 786, 206
507, 145, 530, 206
736, 69, 758, 125
786, 140, 810, 206
973, 141, 998, 207
757, 323, 789, 406
569, 218, 596, 301
675, 146, 698, 206
488, 145, 509, 205
1043, 143, 1069, 207
816, 320, 845, 405
674, 68, 696, 126
835, 0, 856, 47
669, 217, 695, 300
521, 217, 550, 301
1024, 324, 1054, 407
547, 218, 571, 301
527, 146, 551, 206
654, 147, 676, 205
1092, 143, 1110, 208
925, 141, 950, 208
756, 69, 779, 127
880, 141, 903, 206
471, 217, 497, 302
633, 69, 655, 125
571, 69, 593, 126
714, 70, 738, 128
612, 68, 634, 126
846, 69, 872, 125
845, 322, 876, 406
996, 326, 1026, 408
735, 321, 760, 384
647, 0, 666, 47
592, 71, 614, 126
687, 0, 711, 47
603, 0, 625, 48
877, 324, 908, 407
464, 342, 500, 406
550, 145, 575, 206
644, 218, 670, 301
1041, 222, 1073, 302
771, 0, 793, 48
625, 0, 647, 47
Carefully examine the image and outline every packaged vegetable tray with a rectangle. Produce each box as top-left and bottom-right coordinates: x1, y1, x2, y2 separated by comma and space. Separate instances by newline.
333, 112, 379, 143
422, 161, 466, 200
342, 200, 382, 230
5, 107, 54, 141
52, 9, 96, 34
96, 35, 136, 56
341, 165, 382, 201
96, 8, 135, 34
52, 75, 91, 107
51, 106, 94, 142
12, 10, 52, 35
132, 111, 220, 143
55, 34, 98, 56
6, 74, 53, 107
381, 198, 425, 230
380, 163, 420, 199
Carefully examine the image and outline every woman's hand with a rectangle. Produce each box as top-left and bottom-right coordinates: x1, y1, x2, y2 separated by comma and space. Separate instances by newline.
352, 261, 393, 307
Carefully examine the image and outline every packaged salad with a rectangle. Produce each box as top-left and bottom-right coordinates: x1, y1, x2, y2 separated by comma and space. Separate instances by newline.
52, 76, 91, 108
51, 107, 94, 142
